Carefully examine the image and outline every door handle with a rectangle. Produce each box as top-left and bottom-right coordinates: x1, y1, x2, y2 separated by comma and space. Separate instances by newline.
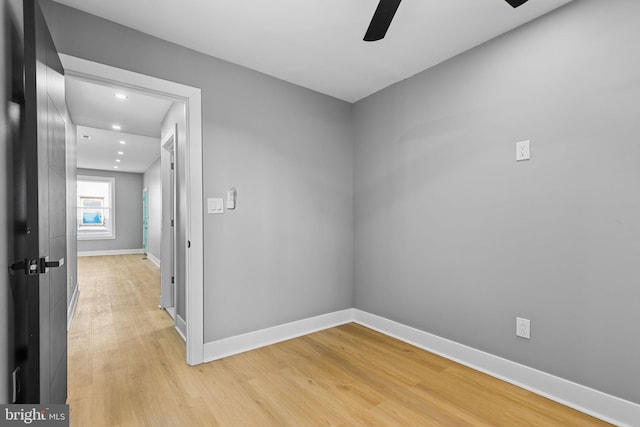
39, 257, 64, 274
10, 258, 65, 275
9, 259, 39, 276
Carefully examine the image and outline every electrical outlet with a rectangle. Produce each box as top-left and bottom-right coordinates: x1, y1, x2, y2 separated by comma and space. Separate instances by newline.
516, 317, 531, 339
516, 140, 530, 161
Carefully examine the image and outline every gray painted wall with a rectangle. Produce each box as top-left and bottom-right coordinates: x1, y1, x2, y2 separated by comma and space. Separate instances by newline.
77, 168, 143, 253
353, 0, 640, 405
143, 158, 161, 261
40, 1, 355, 343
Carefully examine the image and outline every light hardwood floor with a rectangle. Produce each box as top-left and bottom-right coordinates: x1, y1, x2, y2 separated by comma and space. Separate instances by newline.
71, 255, 611, 426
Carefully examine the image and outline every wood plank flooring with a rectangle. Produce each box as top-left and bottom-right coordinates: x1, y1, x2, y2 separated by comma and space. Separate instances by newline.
71, 255, 611, 426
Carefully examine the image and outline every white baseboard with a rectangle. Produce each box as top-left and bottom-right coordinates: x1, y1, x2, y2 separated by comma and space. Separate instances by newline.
67, 283, 80, 331
78, 248, 144, 257
146, 252, 161, 267
204, 309, 353, 362
176, 314, 187, 342
352, 309, 640, 427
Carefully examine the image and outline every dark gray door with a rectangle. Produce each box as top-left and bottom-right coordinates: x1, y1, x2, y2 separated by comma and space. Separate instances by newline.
8, 0, 67, 404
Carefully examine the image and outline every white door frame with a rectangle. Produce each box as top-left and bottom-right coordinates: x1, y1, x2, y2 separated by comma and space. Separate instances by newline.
160, 126, 176, 316
61, 54, 205, 365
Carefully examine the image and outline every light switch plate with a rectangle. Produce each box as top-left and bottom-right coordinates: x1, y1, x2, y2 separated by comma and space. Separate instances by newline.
207, 198, 224, 214
516, 140, 530, 161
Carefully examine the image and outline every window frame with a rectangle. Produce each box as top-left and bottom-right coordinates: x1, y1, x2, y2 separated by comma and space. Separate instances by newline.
77, 175, 116, 240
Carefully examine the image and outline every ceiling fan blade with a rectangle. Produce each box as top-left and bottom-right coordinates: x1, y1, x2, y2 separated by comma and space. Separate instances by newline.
364, 0, 402, 42
504, 0, 529, 7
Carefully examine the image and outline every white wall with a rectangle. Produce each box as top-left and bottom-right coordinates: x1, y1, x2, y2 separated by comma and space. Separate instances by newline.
353, 0, 640, 405
143, 158, 161, 261
77, 168, 144, 253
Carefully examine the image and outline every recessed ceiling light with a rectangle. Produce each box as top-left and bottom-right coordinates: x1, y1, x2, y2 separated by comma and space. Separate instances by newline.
119, 140, 126, 145
114, 93, 128, 100
113, 165, 119, 169
112, 124, 121, 130
116, 159, 121, 163
80, 134, 91, 140
117, 151, 124, 155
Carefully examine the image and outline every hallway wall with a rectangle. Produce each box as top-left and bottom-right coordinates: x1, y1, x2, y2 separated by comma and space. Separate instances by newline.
77, 168, 144, 253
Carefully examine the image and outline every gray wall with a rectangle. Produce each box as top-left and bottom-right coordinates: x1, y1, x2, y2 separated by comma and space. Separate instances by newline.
77, 168, 143, 253
142, 158, 161, 261
353, 0, 640, 405
40, 1, 355, 343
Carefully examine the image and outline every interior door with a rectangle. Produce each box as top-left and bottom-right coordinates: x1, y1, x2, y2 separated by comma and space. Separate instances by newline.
160, 127, 176, 312
8, 0, 67, 403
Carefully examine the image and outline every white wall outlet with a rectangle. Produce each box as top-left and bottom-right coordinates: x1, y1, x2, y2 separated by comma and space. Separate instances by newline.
516, 317, 531, 339
516, 140, 530, 161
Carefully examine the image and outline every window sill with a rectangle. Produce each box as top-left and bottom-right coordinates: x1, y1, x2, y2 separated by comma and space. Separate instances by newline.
77, 234, 116, 241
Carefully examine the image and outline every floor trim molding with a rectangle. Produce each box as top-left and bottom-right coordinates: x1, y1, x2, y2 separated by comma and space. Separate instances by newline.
67, 284, 80, 331
352, 309, 640, 427
176, 315, 187, 342
146, 252, 161, 267
204, 309, 353, 362
78, 249, 144, 257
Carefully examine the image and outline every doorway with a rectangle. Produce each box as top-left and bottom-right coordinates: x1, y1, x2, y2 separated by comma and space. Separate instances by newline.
62, 54, 204, 365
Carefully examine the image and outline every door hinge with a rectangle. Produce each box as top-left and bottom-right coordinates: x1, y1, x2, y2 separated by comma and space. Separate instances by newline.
171, 219, 174, 227
171, 162, 174, 170
171, 276, 175, 284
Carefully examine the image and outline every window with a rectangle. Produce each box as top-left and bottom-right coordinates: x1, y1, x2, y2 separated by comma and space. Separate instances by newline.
79, 197, 105, 225
77, 175, 115, 240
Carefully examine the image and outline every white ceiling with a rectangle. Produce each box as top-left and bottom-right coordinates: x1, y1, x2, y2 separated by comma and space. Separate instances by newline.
76, 125, 162, 174
63, 0, 574, 172
66, 78, 173, 138
66, 77, 171, 173
53, 0, 574, 103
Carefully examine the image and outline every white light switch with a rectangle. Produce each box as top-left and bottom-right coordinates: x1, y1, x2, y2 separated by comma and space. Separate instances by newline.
207, 198, 224, 214
516, 140, 530, 161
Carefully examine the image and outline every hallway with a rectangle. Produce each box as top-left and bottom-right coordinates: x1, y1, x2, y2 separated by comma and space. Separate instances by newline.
70, 255, 610, 426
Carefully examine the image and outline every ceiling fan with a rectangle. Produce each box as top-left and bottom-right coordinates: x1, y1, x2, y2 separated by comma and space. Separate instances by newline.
363, 0, 530, 42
